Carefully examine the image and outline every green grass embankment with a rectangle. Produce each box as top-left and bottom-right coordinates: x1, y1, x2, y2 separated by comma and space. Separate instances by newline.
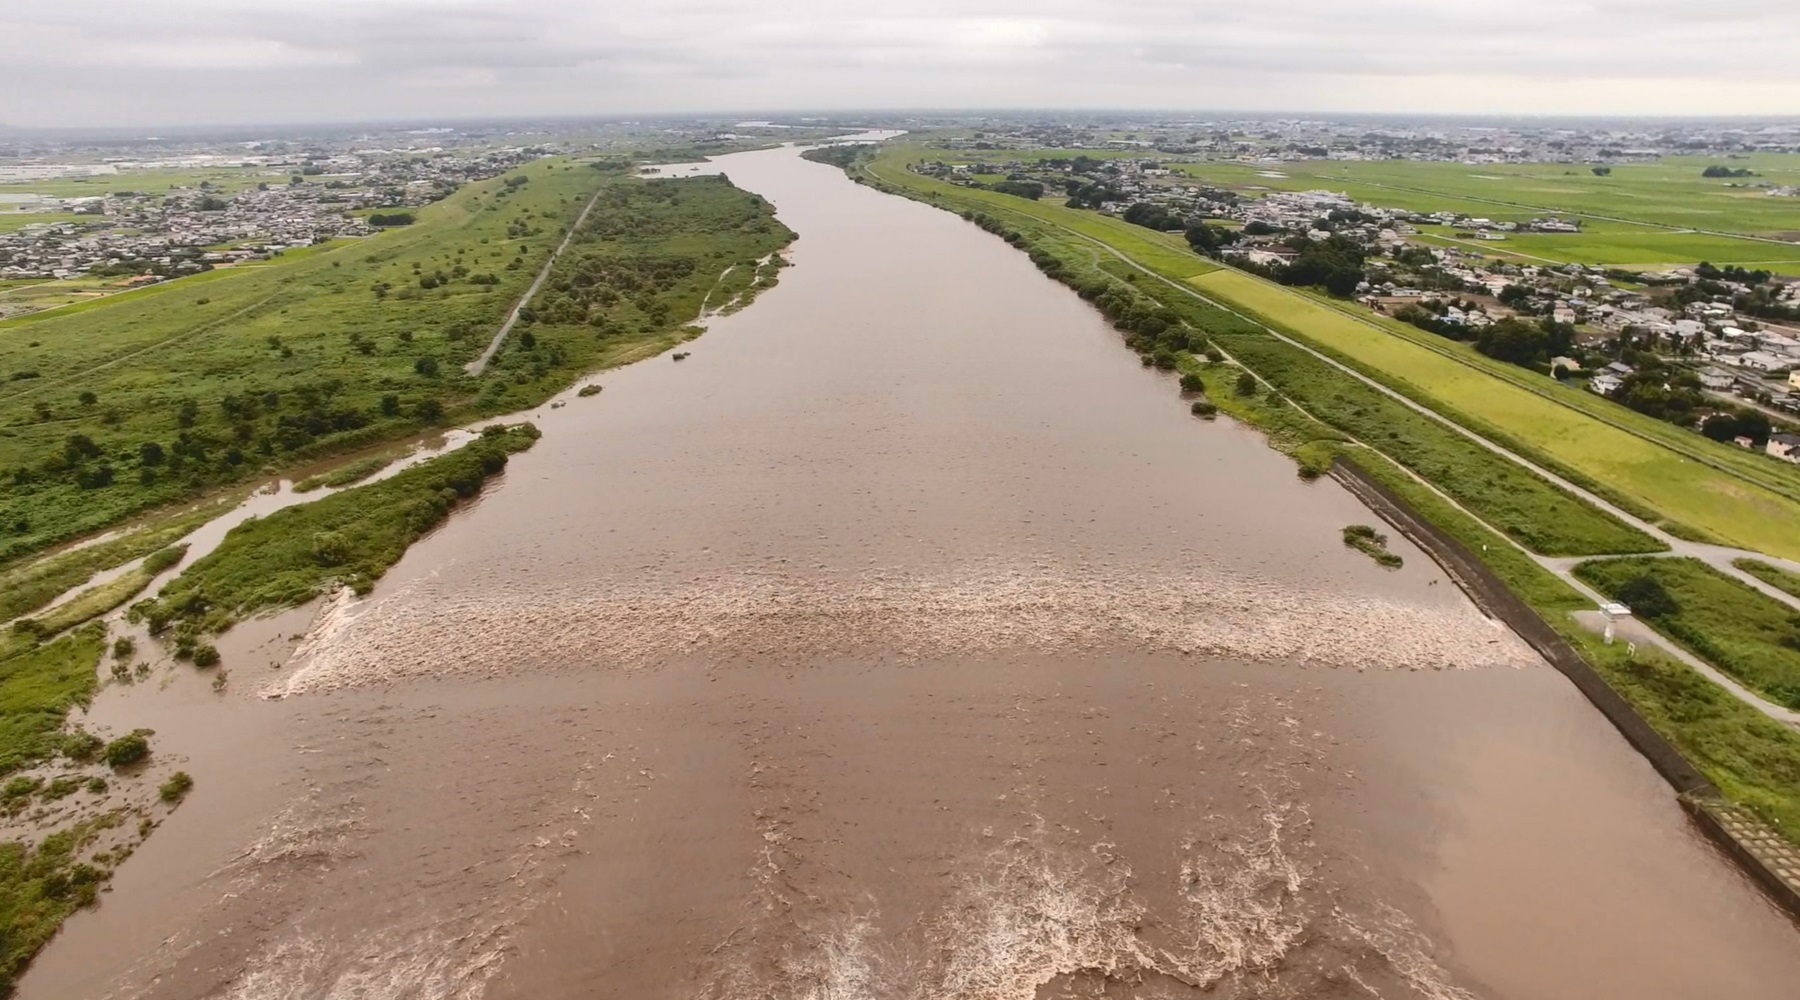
1735, 559, 1800, 602
1575, 557, 1800, 711
137, 423, 539, 638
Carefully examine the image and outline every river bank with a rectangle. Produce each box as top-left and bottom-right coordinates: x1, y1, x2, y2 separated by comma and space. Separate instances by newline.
20, 140, 1800, 1000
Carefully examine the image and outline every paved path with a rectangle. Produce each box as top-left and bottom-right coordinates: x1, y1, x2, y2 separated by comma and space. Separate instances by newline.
466, 187, 605, 376
1009, 211, 1800, 724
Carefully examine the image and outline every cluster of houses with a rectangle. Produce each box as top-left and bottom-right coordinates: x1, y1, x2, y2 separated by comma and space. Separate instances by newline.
926, 116, 1800, 165
0, 146, 546, 283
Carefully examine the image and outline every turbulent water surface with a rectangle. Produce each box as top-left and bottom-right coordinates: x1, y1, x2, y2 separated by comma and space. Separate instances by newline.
23, 142, 1800, 1000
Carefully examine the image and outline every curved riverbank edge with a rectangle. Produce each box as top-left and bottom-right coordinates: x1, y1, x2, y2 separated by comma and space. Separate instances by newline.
1332, 457, 1800, 919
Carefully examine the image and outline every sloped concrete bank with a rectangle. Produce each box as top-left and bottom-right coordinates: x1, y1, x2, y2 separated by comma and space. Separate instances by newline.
1330, 458, 1800, 920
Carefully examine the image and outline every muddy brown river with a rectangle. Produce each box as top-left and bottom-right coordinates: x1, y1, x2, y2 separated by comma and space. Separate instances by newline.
22, 141, 1800, 999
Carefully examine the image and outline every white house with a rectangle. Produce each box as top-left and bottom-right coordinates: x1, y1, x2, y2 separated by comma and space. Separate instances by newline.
1740, 351, 1798, 373
1768, 433, 1800, 464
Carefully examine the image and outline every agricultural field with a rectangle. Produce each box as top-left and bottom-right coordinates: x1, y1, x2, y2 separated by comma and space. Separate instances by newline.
0, 156, 793, 566
1176, 156, 1800, 235
1166, 155, 1800, 273
1409, 221, 1800, 275
0, 213, 81, 234
0, 166, 273, 200
1187, 268, 1800, 559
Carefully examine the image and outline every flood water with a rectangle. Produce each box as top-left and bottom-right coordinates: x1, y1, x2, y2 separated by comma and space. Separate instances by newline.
22, 143, 1800, 999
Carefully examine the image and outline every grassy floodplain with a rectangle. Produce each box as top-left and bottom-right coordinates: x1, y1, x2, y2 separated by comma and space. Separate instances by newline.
1575, 557, 1800, 711
847, 141, 1800, 844
1735, 559, 1800, 601
0, 157, 793, 566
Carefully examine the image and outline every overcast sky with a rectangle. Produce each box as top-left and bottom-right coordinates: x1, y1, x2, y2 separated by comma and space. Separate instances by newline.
6, 0, 1800, 128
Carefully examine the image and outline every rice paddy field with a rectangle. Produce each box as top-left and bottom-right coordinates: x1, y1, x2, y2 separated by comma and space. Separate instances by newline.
1188, 268, 1800, 559
1175, 156, 1800, 234
0, 166, 274, 200
1168, 155, 1800, 273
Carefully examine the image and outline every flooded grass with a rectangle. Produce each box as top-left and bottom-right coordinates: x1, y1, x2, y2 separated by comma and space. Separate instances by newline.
292, 455, 398, 494
138, 423, 541, 637
0, 506, 221, 625
0, 627, 103, 777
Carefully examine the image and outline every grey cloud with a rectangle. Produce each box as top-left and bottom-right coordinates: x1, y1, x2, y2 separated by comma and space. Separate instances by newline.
3, 0, 1799, 126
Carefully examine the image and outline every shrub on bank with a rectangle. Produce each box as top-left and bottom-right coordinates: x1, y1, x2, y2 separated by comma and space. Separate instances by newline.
104, 731, 152, 769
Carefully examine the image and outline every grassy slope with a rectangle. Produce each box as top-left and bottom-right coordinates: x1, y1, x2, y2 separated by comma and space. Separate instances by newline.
855, 146, 1800, 842
1735, 559, 1800, 601
1576, 557, 1800, 710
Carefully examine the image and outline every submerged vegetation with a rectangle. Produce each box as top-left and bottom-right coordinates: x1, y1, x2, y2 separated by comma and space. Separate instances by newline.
0, 627, 103, 777
293, 454, 398, 494
1341, 524, 1403, 568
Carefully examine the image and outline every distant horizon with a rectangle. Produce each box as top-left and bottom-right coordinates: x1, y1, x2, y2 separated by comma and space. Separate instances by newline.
8, 107, 1800, 140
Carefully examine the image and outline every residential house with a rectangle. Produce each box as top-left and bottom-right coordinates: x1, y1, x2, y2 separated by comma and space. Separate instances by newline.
1768, 432, 1800, 464
1740, 351, 1798, 374
1589, 373, 1624, 397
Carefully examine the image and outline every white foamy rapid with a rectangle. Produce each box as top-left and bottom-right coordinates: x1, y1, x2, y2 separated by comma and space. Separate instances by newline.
270, 565, 1534, 697
697, 806, 1476, 1000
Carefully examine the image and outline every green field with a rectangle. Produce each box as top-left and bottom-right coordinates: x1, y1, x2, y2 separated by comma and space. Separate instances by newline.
1174, 156, 1800, 236
0, 158, 793, 566
1187, 268, 1800, 558
0, 167, 273, 200
1163, 156, 1800, 273
0, 213, 81, 234
1575, 557, 1800, 710
1411, 222, 1800, 275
